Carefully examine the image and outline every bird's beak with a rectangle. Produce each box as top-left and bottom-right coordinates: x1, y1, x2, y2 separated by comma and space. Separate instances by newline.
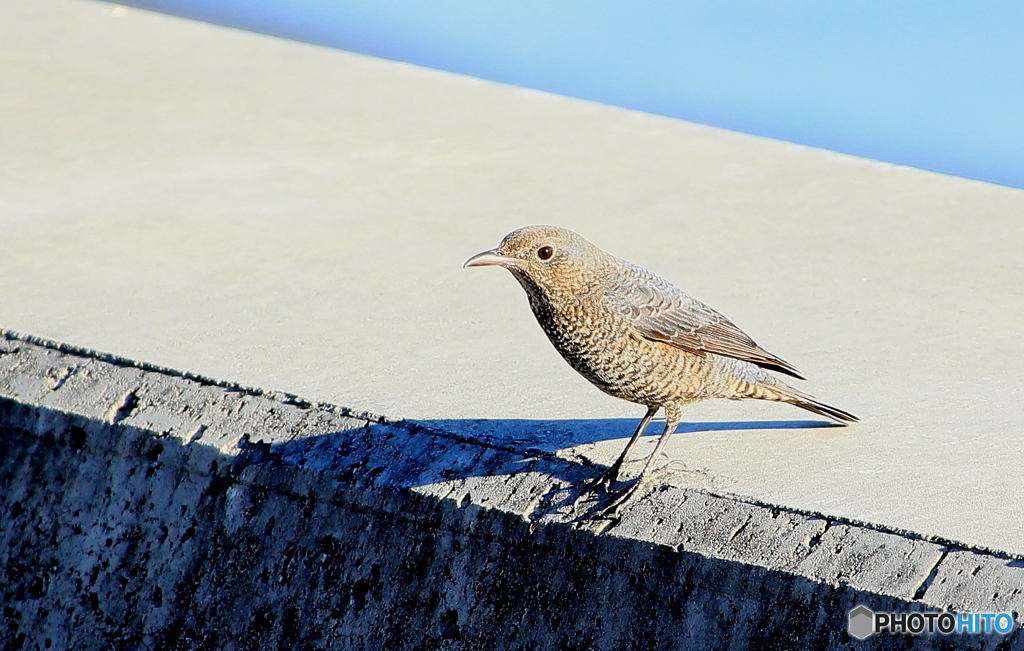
464, 249, 516, 269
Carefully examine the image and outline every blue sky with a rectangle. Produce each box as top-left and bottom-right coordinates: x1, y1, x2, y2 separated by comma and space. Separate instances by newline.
127, 0, 1024, 189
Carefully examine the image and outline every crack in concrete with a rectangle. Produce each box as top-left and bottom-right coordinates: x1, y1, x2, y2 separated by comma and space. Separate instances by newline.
48, 365, 78, 391
912, 548, 949, 601
106, 390, 139, 425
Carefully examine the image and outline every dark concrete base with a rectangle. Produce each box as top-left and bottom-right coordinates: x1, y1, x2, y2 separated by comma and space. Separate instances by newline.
2, 331, 1021, 650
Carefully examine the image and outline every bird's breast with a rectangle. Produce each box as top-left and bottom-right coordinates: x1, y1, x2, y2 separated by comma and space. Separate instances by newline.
528, 293, 611, 357
528, 294, 698, 404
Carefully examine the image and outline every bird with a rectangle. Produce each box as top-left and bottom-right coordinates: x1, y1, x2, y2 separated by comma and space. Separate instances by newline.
464, 225, 857, 512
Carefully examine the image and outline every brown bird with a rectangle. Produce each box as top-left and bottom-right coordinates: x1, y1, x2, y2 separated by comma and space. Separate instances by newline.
465, 225, 857, 510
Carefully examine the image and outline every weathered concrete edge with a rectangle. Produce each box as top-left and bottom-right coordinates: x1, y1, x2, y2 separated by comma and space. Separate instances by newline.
2, 328, 1022, 618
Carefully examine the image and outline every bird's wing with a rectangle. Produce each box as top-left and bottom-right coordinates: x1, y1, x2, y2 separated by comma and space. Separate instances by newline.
605, 266, 805, 379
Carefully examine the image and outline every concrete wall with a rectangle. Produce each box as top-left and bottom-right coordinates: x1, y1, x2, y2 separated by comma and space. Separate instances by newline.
3, 331, 1022, 650
5, 0, 1024, 558
4, 3, 1024, 649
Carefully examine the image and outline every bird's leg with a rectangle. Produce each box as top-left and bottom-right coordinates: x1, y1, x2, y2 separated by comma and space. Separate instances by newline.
596, 405, 681, 515
586, 405, 658, 493
633, 404, 681, 486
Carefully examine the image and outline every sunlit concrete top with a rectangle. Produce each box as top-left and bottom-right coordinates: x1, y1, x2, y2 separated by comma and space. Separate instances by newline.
2, 0, 1022, 553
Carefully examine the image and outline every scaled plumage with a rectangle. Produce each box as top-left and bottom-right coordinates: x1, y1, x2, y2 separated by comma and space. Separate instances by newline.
466, 225, 856, 512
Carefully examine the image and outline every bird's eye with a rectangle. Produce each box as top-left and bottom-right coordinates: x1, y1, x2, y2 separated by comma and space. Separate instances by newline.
537, 246, 554, 260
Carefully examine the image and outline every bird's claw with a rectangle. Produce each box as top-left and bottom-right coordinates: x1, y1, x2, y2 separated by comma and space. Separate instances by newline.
582, 468, 618, 494
575, 471, 647, 520
586, 482, 641, 519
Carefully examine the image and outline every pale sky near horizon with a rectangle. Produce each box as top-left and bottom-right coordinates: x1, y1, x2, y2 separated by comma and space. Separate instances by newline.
127, 0, 1024, 189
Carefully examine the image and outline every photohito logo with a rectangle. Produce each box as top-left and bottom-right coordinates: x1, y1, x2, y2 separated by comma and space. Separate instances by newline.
848, 605, 1017, 640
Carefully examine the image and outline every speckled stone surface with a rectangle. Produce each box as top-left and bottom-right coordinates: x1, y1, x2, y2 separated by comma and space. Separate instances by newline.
2, 333, 1022, 650
2, 0, 1023, 559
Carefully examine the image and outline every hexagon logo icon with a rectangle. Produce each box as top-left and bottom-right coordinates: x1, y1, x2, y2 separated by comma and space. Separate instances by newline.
848, 605, 875, 640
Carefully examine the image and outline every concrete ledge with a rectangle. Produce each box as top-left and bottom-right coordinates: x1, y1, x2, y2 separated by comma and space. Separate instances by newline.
2, 330, 1022, 650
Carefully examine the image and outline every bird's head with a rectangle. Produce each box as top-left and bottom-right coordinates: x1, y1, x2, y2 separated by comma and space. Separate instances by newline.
464, 225, 610, 298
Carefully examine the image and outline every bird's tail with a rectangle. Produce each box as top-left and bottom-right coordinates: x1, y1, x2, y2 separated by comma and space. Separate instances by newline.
785, 393, 859, 424
750, 382, 859, 424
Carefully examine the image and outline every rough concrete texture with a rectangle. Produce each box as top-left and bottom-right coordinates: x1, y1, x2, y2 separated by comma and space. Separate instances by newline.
3, 332, 1023, 650
2, 0, 1024, 558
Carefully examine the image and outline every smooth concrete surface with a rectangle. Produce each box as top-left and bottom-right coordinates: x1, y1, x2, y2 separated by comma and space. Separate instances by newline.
1, 0, 1023, 558
4, 334, 1024, 650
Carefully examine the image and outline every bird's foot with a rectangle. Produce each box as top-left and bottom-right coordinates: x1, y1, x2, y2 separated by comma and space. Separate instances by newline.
570, 466, 625, 516
582, 466, 619, 495
582, 456, 651, 494
584, 479, 646, 519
